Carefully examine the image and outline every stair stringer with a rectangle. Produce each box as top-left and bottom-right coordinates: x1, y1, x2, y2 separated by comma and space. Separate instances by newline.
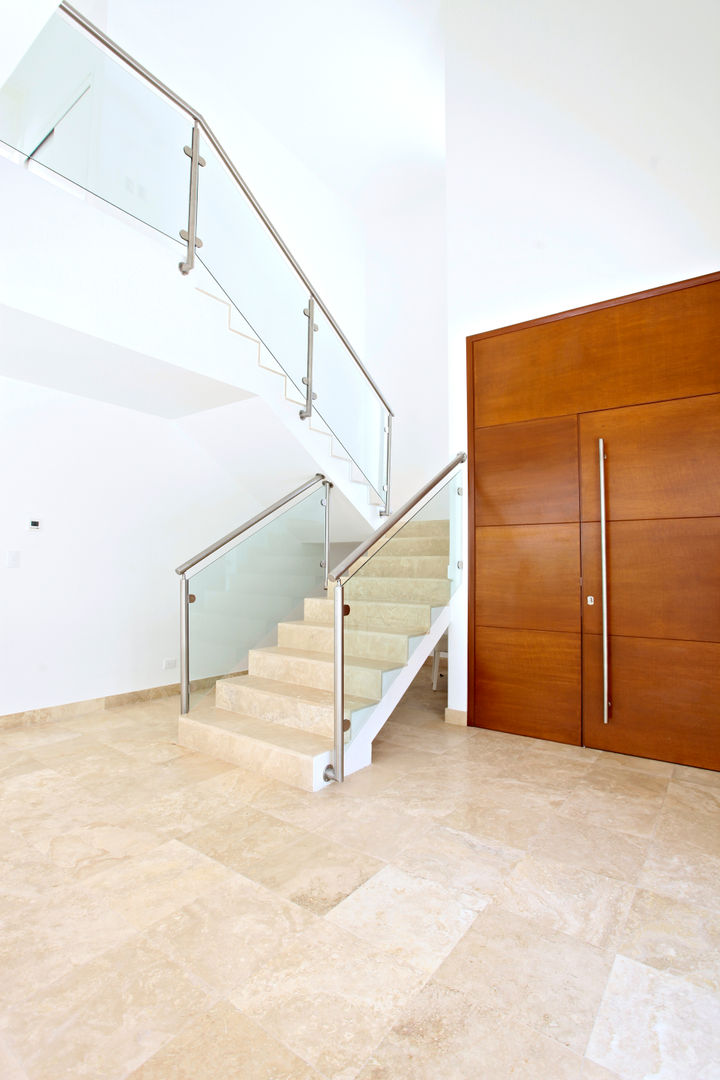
193, 286, 386, 528
341, 602, 451, 779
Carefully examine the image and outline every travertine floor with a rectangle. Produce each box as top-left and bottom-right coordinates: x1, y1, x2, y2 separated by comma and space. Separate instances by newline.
1, 670, 719, 1079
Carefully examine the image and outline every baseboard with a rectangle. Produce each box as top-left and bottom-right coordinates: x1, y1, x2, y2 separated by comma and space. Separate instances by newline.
0, 671, 246, 731
445, 707, 467, 726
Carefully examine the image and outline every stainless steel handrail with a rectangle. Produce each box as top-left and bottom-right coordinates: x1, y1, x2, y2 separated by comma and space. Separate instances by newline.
323, 451, 466, 785
175, 473, 326, 576
58, 2, 394, 419
329, 452, 467, 584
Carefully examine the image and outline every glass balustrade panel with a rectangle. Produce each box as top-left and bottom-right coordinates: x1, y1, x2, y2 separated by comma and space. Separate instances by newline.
187, 488, 325, 705
312, 306, 389, 501
196, 138, 309, 399
0, 12, 190, 243
340, 472, 463, 746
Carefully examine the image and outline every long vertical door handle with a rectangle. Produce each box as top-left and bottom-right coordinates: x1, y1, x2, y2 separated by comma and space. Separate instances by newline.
598, 438, 610, 723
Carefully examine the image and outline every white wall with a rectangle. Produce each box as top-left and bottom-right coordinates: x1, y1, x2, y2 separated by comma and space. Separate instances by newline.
444, 0, 720, 713
0, 382, 336, 715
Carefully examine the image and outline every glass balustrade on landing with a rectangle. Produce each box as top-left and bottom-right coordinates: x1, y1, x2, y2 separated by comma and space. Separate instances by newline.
0, 9, 393, 510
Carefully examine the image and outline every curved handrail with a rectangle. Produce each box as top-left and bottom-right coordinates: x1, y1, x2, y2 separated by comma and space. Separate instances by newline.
176, 473, 327, 576
329, 452, 467, 584
58, 3, 393, 419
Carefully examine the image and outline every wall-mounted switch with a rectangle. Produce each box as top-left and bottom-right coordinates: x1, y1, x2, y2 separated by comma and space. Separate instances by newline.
29, 520, 40, 530
162, 658, 177, 670
587, 596, 595, 605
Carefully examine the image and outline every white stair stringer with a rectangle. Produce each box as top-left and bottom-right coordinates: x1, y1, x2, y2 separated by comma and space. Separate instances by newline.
194, 286, 385, 524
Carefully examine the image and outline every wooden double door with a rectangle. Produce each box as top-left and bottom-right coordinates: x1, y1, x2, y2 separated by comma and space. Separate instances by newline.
468, 273, 720, 770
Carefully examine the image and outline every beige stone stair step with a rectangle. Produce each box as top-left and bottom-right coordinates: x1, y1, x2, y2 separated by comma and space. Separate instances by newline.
344, 575, 451, 605
248, 645, 401, 699
362, 554, 448, 579
380, 535, 450, 555
303, 596, 434, 634
215, 673, 374, 738
398, 519, 450, 538
277, 620, 415, 664
178, 704, 331, 791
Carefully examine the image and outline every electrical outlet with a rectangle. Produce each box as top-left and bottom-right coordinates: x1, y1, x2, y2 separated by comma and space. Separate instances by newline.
162, 658, 177, 670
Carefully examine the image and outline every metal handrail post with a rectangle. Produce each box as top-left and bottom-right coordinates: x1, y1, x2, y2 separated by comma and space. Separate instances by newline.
178, 119, 205, 275
324, 581, 345, 783
380, 414, 393, 517
300, 296, 318, 420
180, 574, 190, 714
322, 480, 332, 591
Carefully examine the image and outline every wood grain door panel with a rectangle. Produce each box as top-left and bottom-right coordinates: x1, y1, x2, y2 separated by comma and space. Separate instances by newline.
473, 416, 580, 526
579, 395, 720, 522
583, 635, 720, 769
472, 279, 720, 427
473, 627, 581, 744
476, 524, 580, 633
581, 518, 720, 642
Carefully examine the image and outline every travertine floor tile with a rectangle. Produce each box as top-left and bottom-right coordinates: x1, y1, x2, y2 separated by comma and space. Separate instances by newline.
444, 778, 565, 848
672, 762, 720, 790
0, 1034, 29, 1080
2, 940, 216, 1080
184, 809, 383, 914
141, 875, 316, 994
581, 1060, 622, 1079
327, 864, 477, 972
435, 904, 614, 1054
557, 771, 668, 838
395, 822, 524, 908
309, 793, 431, 861
497, 854, 636, 949
0, 882, 137, 1010
356, 981, 584, 1080
83, 837, 235, 930
230, 920, 426, 1079
586, 955, 720, 1080
126, 1001, 322, 1079
528, 815, 649, 883
638, 838, 720, 915
618, 887, 720, 992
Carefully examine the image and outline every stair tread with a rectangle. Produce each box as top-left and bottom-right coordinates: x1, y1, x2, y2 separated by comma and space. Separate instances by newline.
218, 673, 375, 711
186, 704, 332, 754
252, 645, 404, 672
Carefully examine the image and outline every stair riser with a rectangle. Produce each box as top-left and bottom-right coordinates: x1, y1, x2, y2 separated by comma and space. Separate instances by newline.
277, 622, 409, 664
381, 537, 449, 555
345, 578, 451, 605
397, 521, 450, 538
248, 649, 383, 699
362, 555, 448, 579
303, 597, 433, 634
178, 716, 319, 791
216, 680, 333, 738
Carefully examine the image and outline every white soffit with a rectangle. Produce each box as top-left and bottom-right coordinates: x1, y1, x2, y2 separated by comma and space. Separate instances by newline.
0, 303, 255, 417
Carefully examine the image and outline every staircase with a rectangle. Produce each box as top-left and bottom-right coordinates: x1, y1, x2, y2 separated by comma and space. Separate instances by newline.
178, 519, 452, 789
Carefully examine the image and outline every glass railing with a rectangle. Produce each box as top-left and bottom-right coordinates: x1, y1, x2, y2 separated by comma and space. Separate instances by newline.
177, 477, 329, 711
0, 5, 392, 509
326, 454, 466, 781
